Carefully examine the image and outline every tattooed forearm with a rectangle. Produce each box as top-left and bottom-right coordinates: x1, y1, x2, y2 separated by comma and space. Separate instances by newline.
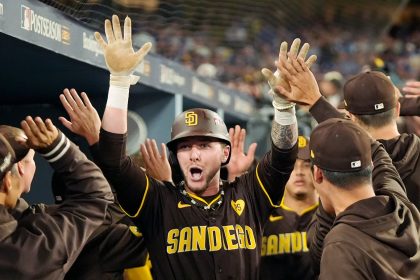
271, 121, 298, 149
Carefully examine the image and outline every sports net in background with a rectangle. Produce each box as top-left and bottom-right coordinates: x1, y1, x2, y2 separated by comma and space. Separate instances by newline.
40, 0, 418, 100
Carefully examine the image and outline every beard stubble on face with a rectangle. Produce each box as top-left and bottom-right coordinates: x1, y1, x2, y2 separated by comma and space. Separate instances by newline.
183, 167, 221, 196
293, 191, 308, 201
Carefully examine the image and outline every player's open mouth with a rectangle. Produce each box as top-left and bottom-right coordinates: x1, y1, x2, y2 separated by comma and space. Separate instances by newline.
189, 167, 203, 181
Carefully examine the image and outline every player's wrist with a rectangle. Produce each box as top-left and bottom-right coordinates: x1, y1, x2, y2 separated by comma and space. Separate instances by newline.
109, 74, 140, 87
274, 106, 297, 125
110, 74, 130, 87
85, 134, 99, 146
106, 74, 141, 110
272, 100, 296, 111
308, 93, 322, 108
106, 82, 130, 110
271, 90, 296, 111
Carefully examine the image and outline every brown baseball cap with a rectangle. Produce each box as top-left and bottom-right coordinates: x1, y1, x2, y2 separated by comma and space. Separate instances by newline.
309, 118, 372, 172
344, 71, 396, 115
0, 134, 17, 181
297, 135, 310, 160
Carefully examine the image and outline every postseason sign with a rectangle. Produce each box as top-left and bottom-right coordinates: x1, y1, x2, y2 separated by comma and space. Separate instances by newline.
21, 4, 70, 44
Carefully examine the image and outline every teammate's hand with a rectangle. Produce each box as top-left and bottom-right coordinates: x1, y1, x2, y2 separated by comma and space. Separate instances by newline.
226, 125, 257, 182
402, 81, 420, 96
140, 139, 173, 183
275, 55, 322, 107
261, 38, 317, 109
59, 89, 101, 146
20, 116, 58, 150
95, 15, 152, 79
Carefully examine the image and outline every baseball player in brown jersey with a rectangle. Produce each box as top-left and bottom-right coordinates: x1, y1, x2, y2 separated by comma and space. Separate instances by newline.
0, 117, 114, 279
0, 124, 150, 279
89, 14, 317, 279
260, 136, 318, 280
281, 69, 420, 209
273, 55, 420, 279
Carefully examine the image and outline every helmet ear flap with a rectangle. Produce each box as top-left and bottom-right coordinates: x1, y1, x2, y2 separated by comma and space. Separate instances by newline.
168, 151, 184, 185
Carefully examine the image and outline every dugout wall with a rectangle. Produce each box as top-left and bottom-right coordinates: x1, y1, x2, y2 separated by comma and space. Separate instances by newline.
0, 0, 255, 204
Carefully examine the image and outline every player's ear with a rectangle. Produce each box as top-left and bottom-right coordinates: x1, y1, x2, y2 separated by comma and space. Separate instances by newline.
222, 144, 230, 164
395, 101, 401, 118
312, 165, 323, 184
17, 162, 25, 176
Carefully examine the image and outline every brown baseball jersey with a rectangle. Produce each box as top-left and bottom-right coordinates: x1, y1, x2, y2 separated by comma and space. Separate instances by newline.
260, 201, 318, 280
12, 201, 148, 279
93, 129, 297, 279
310, 141, 420, 279
399, 95, 420, 116
0, 132, 113, 279
307, 98, 420, 278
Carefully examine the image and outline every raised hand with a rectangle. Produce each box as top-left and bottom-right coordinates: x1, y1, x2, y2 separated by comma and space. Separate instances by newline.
402, 81, 420, 96
20, 117, 58, 150
261, 38, 317, 109
140, 139, 172, 182
226, 125, 257, 182
95, 15, 152, 80
59, 89, 101, 146
275, 55, 322, 107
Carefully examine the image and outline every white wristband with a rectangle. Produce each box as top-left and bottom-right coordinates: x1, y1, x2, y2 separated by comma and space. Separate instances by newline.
274, 107, 297, 125
106, 84, 130, 110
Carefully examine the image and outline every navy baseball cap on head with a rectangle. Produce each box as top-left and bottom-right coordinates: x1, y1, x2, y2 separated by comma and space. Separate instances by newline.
309, 118, 372, 172
344, 71, 396, 115
0, 134, 17, 181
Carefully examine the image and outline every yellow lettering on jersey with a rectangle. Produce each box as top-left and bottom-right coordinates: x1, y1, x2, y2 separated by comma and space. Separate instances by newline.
208, 226, 222, 251
166, 229, 179, 254
191, 226, 206, 251
223, 225, 238, 250
261, 231, 309, 256
266, 234, 278, 255
261, 236, 267, 256
236, 224, 245, 249
279, 233, 291, 253
245, 226, 256, 249
178, 227, 192, 252
166, 225, 258, 254
302, 231, 309, 252
291, 232, 302, 253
